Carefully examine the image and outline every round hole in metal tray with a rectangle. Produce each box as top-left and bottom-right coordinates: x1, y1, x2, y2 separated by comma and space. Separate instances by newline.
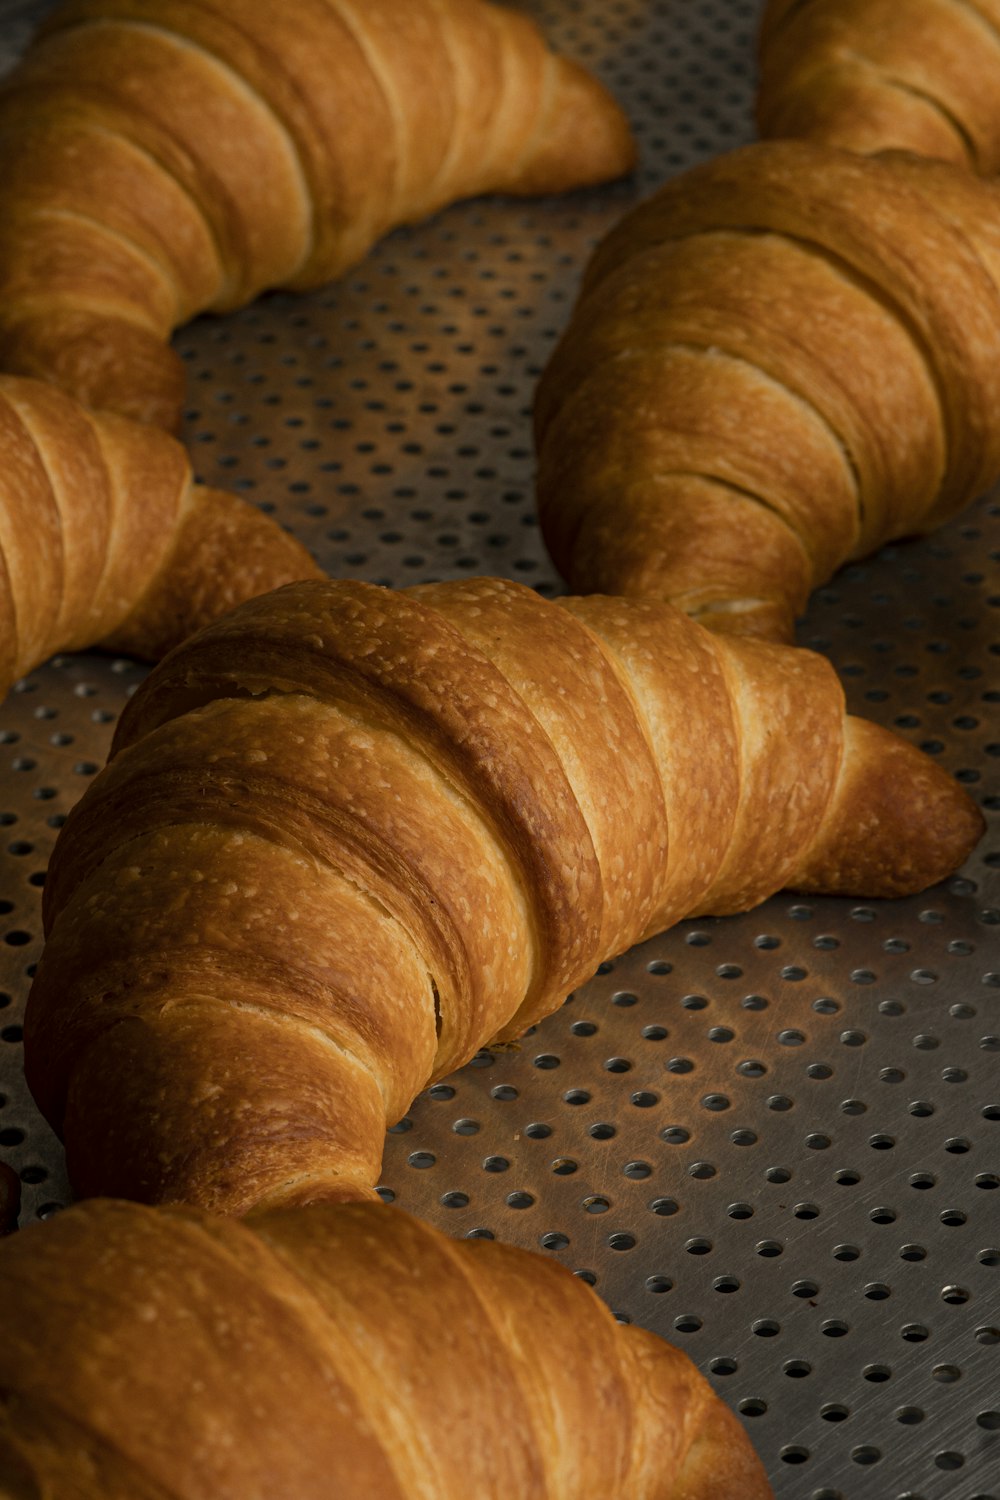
739, 1399, 768, 1418
895, 1407, 925, 1425
645, 1275, 672, 1295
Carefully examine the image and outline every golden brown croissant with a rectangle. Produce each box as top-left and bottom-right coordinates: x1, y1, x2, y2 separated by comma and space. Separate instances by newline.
25, 576, 982, 1214
0, 0, 636, 432
0, 373, 321, 699
534, 139, 1000, 640
0, 1197, 773, 1499
758, 0, 1000, 168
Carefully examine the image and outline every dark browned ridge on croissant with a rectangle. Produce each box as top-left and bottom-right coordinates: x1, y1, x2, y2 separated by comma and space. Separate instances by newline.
25, 577, 982, 1215
0, 373, 321, 702
0, 0, 636, 431
0, 1198, 773, 1499
534, 139, 1000, 641
758, 0, 1000, 169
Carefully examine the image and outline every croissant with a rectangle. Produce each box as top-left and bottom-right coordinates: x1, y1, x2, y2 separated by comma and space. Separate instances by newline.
0, 373, 321, 701
0, 1197, 773, 1498
25, 576, 982, 1214
534, 139, 1000, 640
0, 0, 636, 432
758, 0, 1000, 169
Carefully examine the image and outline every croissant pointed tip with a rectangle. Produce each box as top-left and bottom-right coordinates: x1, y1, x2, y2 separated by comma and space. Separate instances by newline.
792, 715, 984, 899
514, 55, 637, 195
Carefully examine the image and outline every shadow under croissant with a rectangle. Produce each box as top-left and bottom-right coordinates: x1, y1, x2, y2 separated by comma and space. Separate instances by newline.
22, 576, 983, 1216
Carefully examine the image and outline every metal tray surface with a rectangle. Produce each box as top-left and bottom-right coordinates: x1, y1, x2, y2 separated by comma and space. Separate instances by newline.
0, 3, 998, 1497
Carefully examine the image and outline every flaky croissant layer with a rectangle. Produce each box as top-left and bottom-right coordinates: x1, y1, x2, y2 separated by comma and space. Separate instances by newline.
535, 140, 1000, 640
0, 373, 320, 701
0, 0, 635, 429
758, 0, 1000, 169
25, 578, 982, 1214
0, 1198, 773, 1499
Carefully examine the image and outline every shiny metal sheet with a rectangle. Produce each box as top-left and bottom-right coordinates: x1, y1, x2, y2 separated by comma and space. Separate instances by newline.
0, 3, 998, 1497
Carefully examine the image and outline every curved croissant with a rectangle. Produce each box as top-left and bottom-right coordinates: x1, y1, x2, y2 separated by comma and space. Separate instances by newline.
25, 577, 982, 1213
534, 139, 1000, 640
0, 0, 635, 431
758, 0, 1000, 169
0, 1198, 772, 1499
0, 374, 321, 698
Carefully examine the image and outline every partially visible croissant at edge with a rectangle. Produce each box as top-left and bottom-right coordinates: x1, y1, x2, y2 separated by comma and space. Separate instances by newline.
758, 0, 1000, 168
535, 140, 1000, 641
0, 1198, 773, 1499
0, 374, 321, 700
0, 0, 636, 432
26, 577, 983, 1214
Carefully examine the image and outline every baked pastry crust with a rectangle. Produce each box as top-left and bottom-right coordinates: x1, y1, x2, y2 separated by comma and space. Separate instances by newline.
758, 0, 1000, 169
0, 0, 636, 429
535, 141, 1000, 638
25, 578, 982, 1212
0, 1197, 773, 1498
0, 374, 321, 698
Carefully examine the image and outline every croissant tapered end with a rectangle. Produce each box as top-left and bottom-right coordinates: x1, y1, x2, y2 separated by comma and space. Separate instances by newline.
790, 715, 985, 898
0, 375, 323, 703
623, 1324, 773, 1498
45, 1002, 390, 1217
675, 1413, 774, 1499
511, 55, 637, 195
102, 486, 325, 663
0, 309, 186, 433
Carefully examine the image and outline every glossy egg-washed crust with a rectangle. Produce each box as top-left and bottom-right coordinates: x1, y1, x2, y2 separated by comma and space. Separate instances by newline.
0, 1199, 772, 1499
25, 577, 982, 1215
758, 0, 1000, 170
535, 140, 1000, 640
0, 373, 321, 701
0, 0, 635, 431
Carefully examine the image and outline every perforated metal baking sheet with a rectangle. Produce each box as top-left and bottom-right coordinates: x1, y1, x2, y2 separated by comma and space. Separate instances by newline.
1, 3, 998, 1497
